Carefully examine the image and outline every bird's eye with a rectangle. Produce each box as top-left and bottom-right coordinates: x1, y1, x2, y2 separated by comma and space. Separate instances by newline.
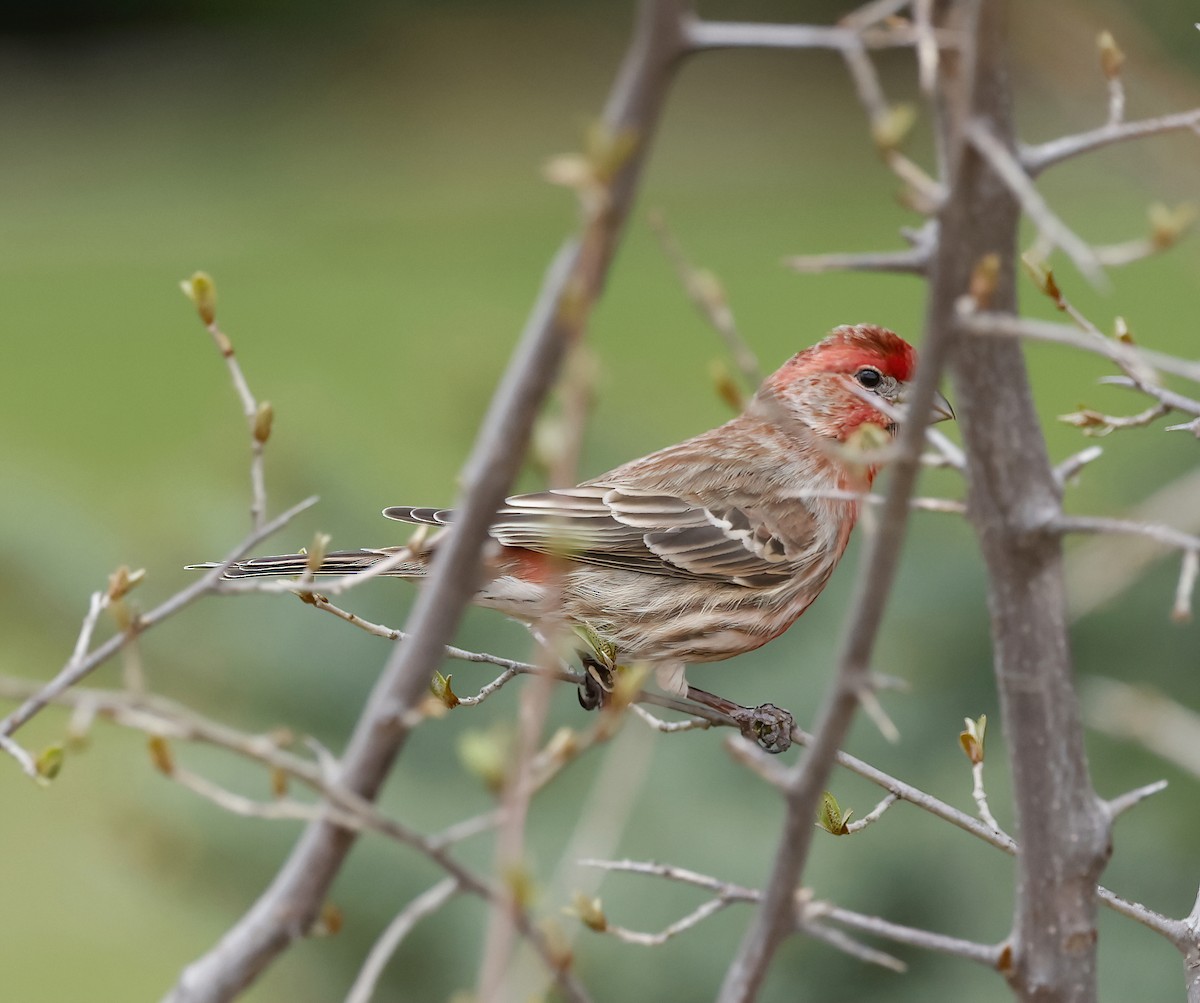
854, 367, 883, 389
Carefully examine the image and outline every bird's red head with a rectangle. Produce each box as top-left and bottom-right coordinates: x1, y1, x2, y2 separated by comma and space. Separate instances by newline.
759, 324, 922, 441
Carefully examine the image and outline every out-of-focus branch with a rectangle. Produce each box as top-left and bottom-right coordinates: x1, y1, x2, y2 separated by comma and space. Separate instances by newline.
583, 857, 1000, 968
957, 312, 1200, 386
345, 879, 460, 1003
1065, 467, 1200, 619
1021, 108, 1200, 177
649, 210, 762, 388
784, 245, 931, 276
165, 5, 694, 999
683, 18, 961, 53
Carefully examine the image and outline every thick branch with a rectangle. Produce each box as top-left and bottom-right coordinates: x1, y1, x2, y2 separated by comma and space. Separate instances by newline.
933, 2, 1110, 999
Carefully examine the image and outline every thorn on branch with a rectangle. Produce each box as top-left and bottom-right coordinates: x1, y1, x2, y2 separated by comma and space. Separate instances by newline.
1104, 779, 1168, 821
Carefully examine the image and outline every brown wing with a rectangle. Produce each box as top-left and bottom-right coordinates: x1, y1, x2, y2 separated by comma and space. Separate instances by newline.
383, 417, 824, 588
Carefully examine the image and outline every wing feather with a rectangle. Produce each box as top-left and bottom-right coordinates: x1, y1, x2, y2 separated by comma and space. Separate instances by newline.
382, 415, 831, 587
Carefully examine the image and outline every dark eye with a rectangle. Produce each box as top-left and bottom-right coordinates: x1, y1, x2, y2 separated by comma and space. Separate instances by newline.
854, 367, 882, 389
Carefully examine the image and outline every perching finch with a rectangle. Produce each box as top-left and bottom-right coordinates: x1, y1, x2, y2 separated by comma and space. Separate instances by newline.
210, 324, 951, 752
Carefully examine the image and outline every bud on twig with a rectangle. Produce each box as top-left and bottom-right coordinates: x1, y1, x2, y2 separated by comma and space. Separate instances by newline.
430, 670, 460, 709
567, 891, 607, 932
871, 104, 916, 154
148, 735, 174, 775
1148, 202, 1198, 250
180, 271, 217, 326
253, 401, 274, 444
35, 744, 64, 781
1097, 30, 1125, 80
959, 714, 987, 765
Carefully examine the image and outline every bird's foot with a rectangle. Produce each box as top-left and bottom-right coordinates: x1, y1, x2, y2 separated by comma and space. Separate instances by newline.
577, 657, 615, 711
685, 686, 795, 754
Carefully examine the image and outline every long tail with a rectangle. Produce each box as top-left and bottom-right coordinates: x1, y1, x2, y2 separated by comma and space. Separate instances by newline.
189, 548, 426, 580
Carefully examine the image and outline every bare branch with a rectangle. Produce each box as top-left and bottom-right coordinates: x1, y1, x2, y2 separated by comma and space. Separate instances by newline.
629, 703, 714, 735
844, 793, 898, 833
1054, 515, 1200, 557
0, 495, 318, 759
606, 898, 734, 946
1021, 108, 1200, 177
182, 273, 270, 530
1066, 468, 1200, 619
965, 118, 1106, 287
1054, 444, 1104, 487
649, 210, 761, 388
345, 879, 460, 1003
0, 733, 39, 781
683, 18, 960, 53
970, 761, 1004, 836
815, 903, 1003, 967
784, 245, 931, 276
957, 310, 1200, 386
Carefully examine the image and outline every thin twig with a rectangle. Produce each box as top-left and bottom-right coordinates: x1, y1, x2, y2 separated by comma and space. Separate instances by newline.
629, 703, 714, 735
1054, 445, 1104, 487
191, 302, 269, 531
784, 246, 931, 276
815, 903, 1003, 967
844, 793, 899, 833
957, 311, 1200, 386
649, 209, 762, 387
970, 761, 1003, 835
1054, 515, 1200, 557
684, 19, 961, 53
345, 879, 460, 1003
0, 495, 318, 761
965, 118, 1106, 287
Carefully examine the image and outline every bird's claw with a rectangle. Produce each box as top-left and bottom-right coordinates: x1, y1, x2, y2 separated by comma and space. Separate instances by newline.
577, 658, 614, 711
730, 702, 794, 754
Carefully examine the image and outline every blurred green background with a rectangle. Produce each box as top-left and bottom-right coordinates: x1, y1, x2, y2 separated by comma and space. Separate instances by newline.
2, 1, 1198, 1000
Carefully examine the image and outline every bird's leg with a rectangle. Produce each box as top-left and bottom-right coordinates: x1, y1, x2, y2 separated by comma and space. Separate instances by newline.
577, 653, 615, 711
684, 686, 795, 754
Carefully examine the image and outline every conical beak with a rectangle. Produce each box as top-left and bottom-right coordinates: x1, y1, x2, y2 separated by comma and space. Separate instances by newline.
931, 389, 955, 423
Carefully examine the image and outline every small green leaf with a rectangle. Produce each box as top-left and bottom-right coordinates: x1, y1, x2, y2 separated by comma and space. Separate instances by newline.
35, 745, 64, 781
458, 726, 511, 793
430, 670, 460, 709
817, 791, 853, 835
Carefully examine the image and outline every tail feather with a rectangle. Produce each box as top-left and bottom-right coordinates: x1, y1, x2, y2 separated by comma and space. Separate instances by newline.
189, 548, 425, 580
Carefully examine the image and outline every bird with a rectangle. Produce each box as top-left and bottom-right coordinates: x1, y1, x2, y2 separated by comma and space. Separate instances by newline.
207, 324, 952, 752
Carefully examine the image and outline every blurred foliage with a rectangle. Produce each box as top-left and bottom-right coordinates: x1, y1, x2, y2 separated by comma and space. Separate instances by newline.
1, 2, 1198, 1001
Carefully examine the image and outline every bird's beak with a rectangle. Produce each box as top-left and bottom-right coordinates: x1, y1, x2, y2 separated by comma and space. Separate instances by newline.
931, 389, 955, 424
894, 386, 956, 424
